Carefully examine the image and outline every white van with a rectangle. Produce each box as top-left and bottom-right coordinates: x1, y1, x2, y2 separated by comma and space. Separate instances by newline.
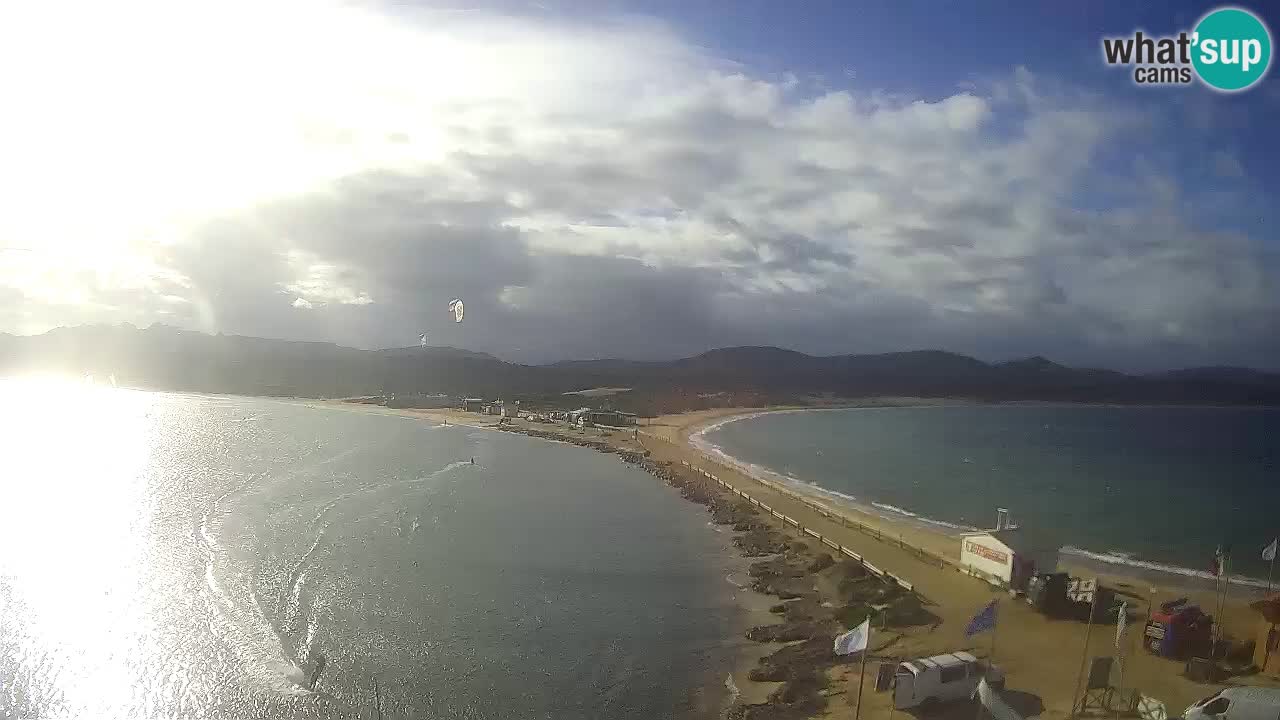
1184, 688, 1280, 720
893, 651, 1005, 710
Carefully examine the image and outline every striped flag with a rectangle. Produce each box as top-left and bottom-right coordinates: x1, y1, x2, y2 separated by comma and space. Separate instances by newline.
965, 600, 998, 638
834, 617, 870, 656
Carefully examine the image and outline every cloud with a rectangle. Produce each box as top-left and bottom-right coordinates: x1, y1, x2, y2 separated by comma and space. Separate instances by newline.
1, 3, 1276, 370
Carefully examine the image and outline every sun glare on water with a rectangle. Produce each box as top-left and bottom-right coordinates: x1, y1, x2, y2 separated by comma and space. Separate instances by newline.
0, 376, 160, 715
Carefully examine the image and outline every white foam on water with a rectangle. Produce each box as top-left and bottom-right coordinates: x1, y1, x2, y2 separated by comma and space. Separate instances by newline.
1060, 546, 1272, 589
725, 673, 741, 704
200, 539, 310, 695
284, 568, 310, 627
872, 502, 918, 518
298, 593, 322, 668
280, 519, 331, 623
198, 475, 311, 696
692, 416, 977, 536
191, 450, 484, 698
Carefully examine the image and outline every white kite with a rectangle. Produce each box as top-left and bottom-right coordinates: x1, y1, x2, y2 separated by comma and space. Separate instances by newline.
448, 298, 465, 323
419, 333, 428, 347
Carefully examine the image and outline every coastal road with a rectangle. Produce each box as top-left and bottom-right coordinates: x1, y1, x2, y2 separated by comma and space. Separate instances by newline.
637, 417, 1237, 720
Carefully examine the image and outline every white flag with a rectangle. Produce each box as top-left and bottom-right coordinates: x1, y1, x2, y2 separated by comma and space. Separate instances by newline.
1263, 538, 1277, 562
974, 677, 1024, 720
1116, 600, 1128, 648
834, 618, 870, 656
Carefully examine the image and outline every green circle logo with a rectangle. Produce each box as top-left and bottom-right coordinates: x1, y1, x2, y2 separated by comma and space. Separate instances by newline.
1192, 7, 1272, 92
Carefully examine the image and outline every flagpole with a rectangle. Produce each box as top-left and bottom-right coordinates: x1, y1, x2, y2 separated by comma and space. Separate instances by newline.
1221, 554, 1232, 661
989, 600, 1000, 663
983, 605, 999, 720
1115, 601, 1128, 720
1268, 540, 1276, 594
855, 645, 868, 720
1211, 546, 1223, 663
976, 608, 1000, 720
1070, 591, 1100, 720
1115, 652, 1124, 720
1213, 552, 1231, 668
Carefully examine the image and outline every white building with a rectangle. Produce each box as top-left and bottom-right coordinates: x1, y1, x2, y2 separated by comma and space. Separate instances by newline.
959, 525, 1058, 591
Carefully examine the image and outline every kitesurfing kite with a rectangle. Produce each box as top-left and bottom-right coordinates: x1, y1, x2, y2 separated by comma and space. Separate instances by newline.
419, 333, 428, 347
448, 298, 465, 323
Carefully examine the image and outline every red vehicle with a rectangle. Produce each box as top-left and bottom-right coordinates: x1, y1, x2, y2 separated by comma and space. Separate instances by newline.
1145, 602, 1213, 659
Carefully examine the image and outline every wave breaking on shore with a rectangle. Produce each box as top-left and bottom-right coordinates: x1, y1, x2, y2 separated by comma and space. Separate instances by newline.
689, 414, 978, 537
690, 409, 1275, 594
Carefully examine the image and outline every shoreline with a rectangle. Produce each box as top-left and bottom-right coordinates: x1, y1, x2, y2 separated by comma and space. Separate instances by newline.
325, 402, 915, 717
684, 404, 1280, 595
331, 400, 1279, 719
651, 404, 1279, 718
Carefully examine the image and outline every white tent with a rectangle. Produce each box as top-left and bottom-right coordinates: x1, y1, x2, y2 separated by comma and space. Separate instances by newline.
960, 528, 1058, 590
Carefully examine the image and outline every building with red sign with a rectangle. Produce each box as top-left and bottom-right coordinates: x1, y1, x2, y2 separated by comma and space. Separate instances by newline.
959, 527, 1059, 591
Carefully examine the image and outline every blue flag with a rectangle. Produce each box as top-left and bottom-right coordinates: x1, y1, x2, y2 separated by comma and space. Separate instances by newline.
965, 600, 998, 637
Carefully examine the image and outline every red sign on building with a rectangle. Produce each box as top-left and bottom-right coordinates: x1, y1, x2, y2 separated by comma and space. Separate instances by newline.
965, 540, 1009, 565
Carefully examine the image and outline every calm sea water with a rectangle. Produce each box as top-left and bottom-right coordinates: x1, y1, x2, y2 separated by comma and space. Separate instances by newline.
0, 381, 734, 718
700, 405, 1280, 586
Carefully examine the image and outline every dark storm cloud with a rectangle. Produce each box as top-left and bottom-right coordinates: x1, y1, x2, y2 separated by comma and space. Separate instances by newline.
145, 171, 726, 360
148, 125, 1279, 369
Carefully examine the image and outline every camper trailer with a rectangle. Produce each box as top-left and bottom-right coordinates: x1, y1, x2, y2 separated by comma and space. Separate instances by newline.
893, 652, 1004, 710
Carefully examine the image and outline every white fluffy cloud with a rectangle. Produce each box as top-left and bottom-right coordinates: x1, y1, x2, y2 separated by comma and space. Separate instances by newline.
1, 1, 1276, 369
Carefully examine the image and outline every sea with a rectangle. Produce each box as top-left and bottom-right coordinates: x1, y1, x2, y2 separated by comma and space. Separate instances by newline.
0, 379, 738, 719
696, 404, 1280, 591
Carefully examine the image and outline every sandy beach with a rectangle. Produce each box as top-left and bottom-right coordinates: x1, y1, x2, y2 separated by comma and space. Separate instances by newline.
332, 400, 1278, 719
652, 406, 1280, 719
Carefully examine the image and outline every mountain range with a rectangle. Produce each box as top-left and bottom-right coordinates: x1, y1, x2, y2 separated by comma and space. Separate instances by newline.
2, 324, 1278, 411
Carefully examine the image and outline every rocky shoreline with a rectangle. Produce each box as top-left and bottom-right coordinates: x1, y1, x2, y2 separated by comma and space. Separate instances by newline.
495, 423, 935, 720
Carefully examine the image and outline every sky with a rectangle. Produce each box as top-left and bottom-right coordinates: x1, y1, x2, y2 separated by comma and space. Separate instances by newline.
1, 0, 1277, 370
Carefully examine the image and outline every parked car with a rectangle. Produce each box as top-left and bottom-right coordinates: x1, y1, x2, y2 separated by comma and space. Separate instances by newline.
1184, 687, 1280, 720
893, 651, 1004, 710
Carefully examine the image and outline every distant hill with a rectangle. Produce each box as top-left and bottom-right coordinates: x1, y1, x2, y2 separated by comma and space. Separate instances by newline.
376, 346, 503, 363
2, 325, 1278, 409
1147, 366, 1280, 386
